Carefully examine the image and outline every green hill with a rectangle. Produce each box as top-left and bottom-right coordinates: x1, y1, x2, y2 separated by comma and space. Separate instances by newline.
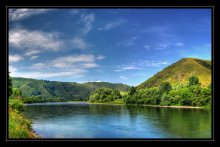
12, 77, 130, 100
137, 58, 211, 89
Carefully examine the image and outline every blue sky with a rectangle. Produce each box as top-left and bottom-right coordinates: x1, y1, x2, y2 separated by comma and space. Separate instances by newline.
8, 8, 211, 86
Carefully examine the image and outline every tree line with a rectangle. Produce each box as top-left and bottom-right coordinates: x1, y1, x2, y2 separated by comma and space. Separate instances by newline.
89, 76, 211, 107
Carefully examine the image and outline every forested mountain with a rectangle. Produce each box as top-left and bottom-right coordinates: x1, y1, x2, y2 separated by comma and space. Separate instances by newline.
12, 77, 130, 100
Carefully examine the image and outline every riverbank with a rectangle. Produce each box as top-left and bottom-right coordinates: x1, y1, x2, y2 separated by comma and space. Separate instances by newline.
8, 107, 40, 139
88, 101, 205, 109
23, 100, 208, 109
25, 100, 207, 109
8, 97, 40, 139
135, 104, 203, 109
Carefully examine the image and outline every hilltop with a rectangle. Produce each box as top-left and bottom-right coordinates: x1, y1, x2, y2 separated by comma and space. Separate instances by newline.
137, 58, 211, 89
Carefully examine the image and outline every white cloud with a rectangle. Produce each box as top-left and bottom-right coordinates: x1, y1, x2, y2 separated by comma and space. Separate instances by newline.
69, 13, 95, 50
9, 9, 51, 21
9, 55, 23, 63
80, 13, 95, 35
81, 63, 98, 68
10, 69, 86, 79
114, 60, 169, 72
25, 50, 41, 56
9, 28, 64, 51
55, 55, 95, 64
120, 76, 128, 80
98, 19, 126, 31
174, 42, 184, 47
155, 42, 170, 50
51, 54, 101, 69
114, 69, 123, 72
71, 37, 89, 50
30, 56, 38, 60
9, 66, 18, 73
96, 55, 105, 60
147, 61, 169, 67
122, 66, 143, 70
31, 63, 46, 69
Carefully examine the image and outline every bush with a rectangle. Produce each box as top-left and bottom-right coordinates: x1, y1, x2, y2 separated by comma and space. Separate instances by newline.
9, 98, 24, 111
188, 76, 200, 86
89, 88, 122, 103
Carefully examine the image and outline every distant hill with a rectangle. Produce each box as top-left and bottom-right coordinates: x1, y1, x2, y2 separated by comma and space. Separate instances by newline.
12, 77, 130, 100
137, 58, 211, 89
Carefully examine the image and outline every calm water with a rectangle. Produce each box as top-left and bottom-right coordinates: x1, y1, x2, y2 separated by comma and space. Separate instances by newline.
23, 102, 211, 139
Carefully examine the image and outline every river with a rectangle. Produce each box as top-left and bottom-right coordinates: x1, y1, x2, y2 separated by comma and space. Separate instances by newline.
23, 102, 211, 139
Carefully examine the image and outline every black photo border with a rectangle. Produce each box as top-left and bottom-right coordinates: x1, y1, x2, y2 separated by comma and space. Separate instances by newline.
0, 0, 219, 145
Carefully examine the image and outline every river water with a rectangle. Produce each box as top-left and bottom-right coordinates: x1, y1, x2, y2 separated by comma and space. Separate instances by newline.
23, 102, 211, 139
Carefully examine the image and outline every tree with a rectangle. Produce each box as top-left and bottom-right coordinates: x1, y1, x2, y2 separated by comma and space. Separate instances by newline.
8, 73, 13, 97
128, 86, 136, 96
159, 82, 172, 93
12, 88, 22, 97
188, 76, 200, 86
88, 88, 122, 103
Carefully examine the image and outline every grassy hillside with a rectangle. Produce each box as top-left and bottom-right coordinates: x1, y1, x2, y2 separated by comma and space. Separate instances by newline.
137, 58, 211, 89
12, 77, 130, 100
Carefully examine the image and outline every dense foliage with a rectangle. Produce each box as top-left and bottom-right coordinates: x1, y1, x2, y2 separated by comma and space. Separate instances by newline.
124, 76, 211, 107
22, 96, 65, 103
89, 88, 123, 103
8, 75, 38, 138
137, 58, 211, 89
12, 77, 130, 101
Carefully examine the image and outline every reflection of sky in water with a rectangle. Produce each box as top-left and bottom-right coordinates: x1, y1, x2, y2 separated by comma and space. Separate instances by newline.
24, 103, 211, 138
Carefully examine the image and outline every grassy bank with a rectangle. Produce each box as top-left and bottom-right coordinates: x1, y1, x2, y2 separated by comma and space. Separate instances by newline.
8, 98, 39, 139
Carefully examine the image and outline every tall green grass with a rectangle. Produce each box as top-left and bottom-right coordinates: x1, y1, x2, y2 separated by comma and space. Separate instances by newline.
8, 98, 38, 139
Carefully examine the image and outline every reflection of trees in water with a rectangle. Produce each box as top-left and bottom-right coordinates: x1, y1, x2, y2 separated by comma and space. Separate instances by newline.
88, 104, 126, 116
126, 105, 211, 138
155, 108, 211, 138
126, 105, 163, 127
24, 104, 211, 138
24, 104, 91, 119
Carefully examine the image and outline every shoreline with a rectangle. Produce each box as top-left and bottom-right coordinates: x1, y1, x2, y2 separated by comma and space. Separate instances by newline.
24, 101, 206, 109
136, 104, 203, 109
84, 102, 204, 109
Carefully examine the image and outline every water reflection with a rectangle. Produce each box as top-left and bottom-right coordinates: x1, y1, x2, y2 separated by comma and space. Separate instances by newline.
23, 102, 211, 138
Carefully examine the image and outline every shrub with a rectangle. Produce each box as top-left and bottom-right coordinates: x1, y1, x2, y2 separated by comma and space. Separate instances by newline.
9, 98, 24, 111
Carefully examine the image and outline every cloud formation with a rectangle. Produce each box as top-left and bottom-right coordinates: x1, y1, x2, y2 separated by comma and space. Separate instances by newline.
71, 37, 90, 50
9, 28, 64, 51
80, 13, 95, 35
51, 54, 100, 69
9, 55, 23, 63
10, 54, 105, 79
9, 9, 51, 21
120, 76, 128, 80
114, 60, 169, 72
98, 19, 126, 30
10, 70, 86, 79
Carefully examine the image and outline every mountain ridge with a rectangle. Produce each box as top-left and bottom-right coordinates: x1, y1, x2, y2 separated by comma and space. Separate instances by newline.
137, 58, 211, 89
12, 77, 130, 100
12, 57, 211, 100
